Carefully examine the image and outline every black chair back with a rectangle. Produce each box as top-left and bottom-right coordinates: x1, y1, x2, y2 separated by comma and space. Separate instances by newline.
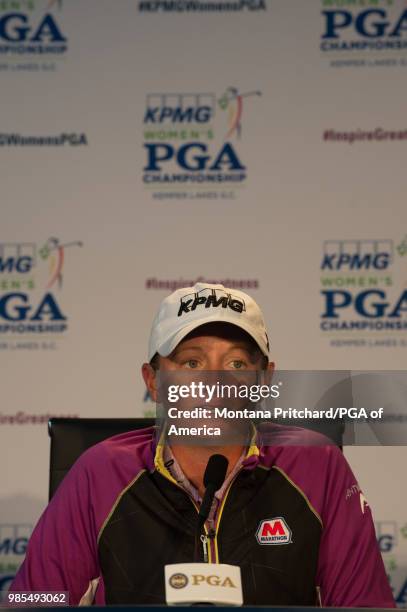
48, 417, 155, 500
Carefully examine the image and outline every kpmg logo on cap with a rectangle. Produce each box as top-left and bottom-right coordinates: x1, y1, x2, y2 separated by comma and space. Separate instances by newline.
178, 288, 246, 317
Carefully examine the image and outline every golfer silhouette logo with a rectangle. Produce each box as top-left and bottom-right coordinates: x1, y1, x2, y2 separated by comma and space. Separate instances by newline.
39, 237, 83, 289
218, 87, 261, 140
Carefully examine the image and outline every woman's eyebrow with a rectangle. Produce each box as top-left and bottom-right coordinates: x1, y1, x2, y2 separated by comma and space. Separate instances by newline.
224, 344, 258, 355
225, 341, 254, 350
172, 346, 205, 356
224, 345, 263, 363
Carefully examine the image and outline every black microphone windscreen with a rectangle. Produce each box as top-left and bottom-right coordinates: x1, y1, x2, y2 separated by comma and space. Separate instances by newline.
203, 454, 229, 490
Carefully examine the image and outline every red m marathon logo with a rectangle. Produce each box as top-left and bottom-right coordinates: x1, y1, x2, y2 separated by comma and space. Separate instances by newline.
256, 517, 292, 545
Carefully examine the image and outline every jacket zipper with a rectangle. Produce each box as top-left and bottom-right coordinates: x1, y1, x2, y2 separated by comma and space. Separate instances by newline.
179, 476, 238, 564
200, 534, 209, 563
203, 471, 240, 564
156, 466, 240, 564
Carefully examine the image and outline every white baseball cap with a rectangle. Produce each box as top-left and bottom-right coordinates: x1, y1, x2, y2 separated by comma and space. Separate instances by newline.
148, 283, 270, 360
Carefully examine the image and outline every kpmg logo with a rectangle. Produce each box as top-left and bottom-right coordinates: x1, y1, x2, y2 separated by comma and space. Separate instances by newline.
0, 524, 32, 556
321, 239, 393, 271
320, 236, 407, 345
0, 237, 82, 349
144, 93, 215, 124
0, 242, 36, 274
0, 0, 68, 71
0, 524, 32, 593
178, 288, 245, 316
142, 87, 261, 198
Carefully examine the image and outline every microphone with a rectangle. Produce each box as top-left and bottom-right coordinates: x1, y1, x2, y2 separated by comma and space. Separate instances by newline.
198, 454, 229, 528
166, 453, 243, 605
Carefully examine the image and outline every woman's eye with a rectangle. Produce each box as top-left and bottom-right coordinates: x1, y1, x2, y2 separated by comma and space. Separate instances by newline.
185, 359, 199, 369
230, 360, 246, 369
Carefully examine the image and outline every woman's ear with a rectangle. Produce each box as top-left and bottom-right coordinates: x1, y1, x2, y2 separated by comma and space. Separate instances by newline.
141, 363, 158, 402
261, 360, 275, 385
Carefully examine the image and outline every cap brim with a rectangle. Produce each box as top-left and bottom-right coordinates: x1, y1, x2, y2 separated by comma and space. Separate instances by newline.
156, 315, 269, 359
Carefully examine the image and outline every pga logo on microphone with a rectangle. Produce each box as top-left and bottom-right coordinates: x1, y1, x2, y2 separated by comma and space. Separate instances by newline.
165, 563, 243, 606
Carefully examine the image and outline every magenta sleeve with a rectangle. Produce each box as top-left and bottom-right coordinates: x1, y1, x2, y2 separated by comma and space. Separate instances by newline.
315, 446, 395, 607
